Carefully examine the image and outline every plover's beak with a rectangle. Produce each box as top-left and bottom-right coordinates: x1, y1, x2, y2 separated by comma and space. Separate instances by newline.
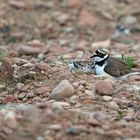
90, 53, 96, 58
90, 55, 94, 58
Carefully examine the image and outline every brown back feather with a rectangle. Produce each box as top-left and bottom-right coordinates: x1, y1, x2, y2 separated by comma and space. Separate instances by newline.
104, 57, 133, 77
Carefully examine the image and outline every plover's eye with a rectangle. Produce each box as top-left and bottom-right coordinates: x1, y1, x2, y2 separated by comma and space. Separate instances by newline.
98, 52, 104, 57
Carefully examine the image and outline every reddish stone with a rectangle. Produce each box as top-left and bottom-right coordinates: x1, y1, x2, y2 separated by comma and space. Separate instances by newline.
12, 32, 25, 40
27, 40, 44, 48
0, 58, 14, 80
35, 87, 49, 95
3, 95, 14, 103
66, 0, 82, 8
35, 63, 48, 71
9, 0, 26, 9
18, 45, 42, 56
50, 80, 75, 100
95, 80, 113, 95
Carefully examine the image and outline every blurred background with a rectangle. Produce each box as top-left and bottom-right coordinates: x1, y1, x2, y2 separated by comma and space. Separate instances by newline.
0, 0, 140, 46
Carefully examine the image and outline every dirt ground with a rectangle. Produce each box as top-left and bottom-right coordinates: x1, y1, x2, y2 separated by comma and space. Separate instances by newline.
0, 0, 140, 140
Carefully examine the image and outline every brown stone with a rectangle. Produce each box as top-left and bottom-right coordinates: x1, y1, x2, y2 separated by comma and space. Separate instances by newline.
95, 80, 113, 95
50, 80, 74, 100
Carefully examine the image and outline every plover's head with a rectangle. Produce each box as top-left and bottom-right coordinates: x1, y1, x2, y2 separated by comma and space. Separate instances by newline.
90, 50, 109, 62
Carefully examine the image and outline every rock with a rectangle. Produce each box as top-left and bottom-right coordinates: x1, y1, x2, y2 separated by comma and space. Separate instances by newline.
91, 40, 111, 48
4, 111, 18, 129
12, 58, 28, 65
78, 80, 87, 86
48, 124, 62, 130
26, 92, 35, 98
123, 109, 135, 121
0, 84, 6, 89
85, 90, 95, 97
69, 95, 79, 104
36, 136, 45, 140
56, 14, 69, 25
35, 87, 49, 95
126, 138, 140, 140
27, 40, 44, 48
127, 85, 140, 93
128, 75, 140, 81
112, 97, 130, 108
35, 63, 48, 71
77, 85, 85, 91
11, 32, 25, 40
32, 96, 42, 102
115, 91, 133, 98
18, 45, 42, 56
124, 15, 137, 24
37, 53, 45, 61
66, 127, 81, 135
18, 92, 26, 99
50, 80, 74, 100
0, 91, 8, 97
9, 0, 26, 9
15, 104, 29, 111
85, 83, 94, 90
95, 80, 113, 95
92, 111, 109, 120
103, 95, 112, 102
22, 62, 34, 67
66, 126, 88, 135
3, 95, 14, 103
16, 83, 25, 91
72, 82, 79, 88
0, 58, 14, 81
66, 0, 82, 8
28, 71, 36, 77
52, 101, 70, 111
47, 67, 58, 74
108, 101, 120, 109
87, 118, 101, 127
105, 79, 115, 87
21, 85, 29, 92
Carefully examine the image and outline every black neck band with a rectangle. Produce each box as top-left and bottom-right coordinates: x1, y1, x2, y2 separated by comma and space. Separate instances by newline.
95, 55, 109, 66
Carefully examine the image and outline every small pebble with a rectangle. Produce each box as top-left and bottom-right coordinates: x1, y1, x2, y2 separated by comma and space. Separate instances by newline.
103, 95, 112, 102
48, 124, 62, 130
78, 80, 87, 86
26, 92, 35, 98
52, 101, 70, 111
36, 136, 45, 140
77, 85, 84, 91
16, 83, 25, 91
108, 101, 120, 109
18, 92, 26, 99
66, 127, 81, 135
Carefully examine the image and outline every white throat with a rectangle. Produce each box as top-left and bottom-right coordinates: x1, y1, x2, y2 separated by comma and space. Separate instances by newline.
95, 62, 107, 75
93, 54, 109, 75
